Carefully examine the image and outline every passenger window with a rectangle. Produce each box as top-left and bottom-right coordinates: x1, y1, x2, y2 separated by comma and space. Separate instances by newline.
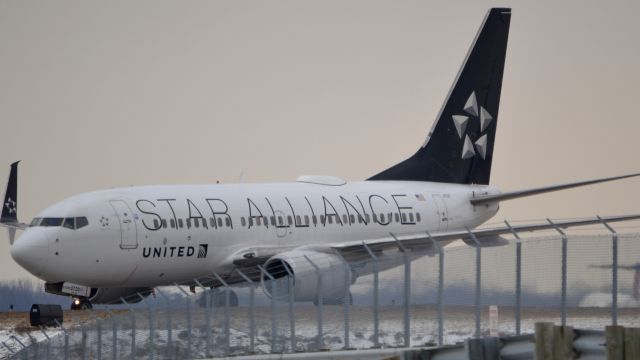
241, 217, 246, 227
153, 219, 160, 229
161, 219, 167, 228
395, 213, 400, 222
278, 216, 283, 225
328, 216, 333, 224
304, 215, 310, 225
401, 213, 407, 222
225, 218, 231, 227
296, 215, 301, 225
287, 216, 292, 225
170, 219, 176, 228
210, 218, 215, 228
349, 214, 355, 224
409, 213, 414, 222
312, 215, 317, 225
256, 217, 261, 226
248, 217, 254, 226
365, 214, 370, 223
270, 216, 276, 226
178, 219, 184, 228
63, 217, 75, 229
342, 215, 348, 224
358, 215, 363, 223
75, 217, 89, 229
218, 218, 223, 227
416, 213, 421, 222
320, 215, 325, 224
372, 214, 378, 223
194, 219, 199, 228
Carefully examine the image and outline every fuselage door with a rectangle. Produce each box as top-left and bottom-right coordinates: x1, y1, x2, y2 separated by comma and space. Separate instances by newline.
431, 194, 449, 231
109, 200, 138, 250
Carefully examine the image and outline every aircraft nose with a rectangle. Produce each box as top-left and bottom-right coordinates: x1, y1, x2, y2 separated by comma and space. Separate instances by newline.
11, 228, 49, 277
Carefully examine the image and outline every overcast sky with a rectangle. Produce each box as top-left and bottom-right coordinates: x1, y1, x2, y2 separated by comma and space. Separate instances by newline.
1, 0, 640, 281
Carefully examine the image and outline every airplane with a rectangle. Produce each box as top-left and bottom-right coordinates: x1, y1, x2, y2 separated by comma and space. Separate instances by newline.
2, 8, 640, 310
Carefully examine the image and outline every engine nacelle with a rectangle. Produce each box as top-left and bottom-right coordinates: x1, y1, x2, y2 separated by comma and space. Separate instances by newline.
261, 250, 351, 302
88, 287, 153, 304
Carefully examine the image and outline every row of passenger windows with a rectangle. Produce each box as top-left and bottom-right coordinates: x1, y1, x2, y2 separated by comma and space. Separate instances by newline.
153, 217, 232, 230
151, 212, 422, 230
30, 217, 89, 230
240, 212, 422, 227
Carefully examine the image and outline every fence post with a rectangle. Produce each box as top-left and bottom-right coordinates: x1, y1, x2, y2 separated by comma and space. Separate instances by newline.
119, 297, 136, 359
333, 249, 352, 350
505, 221, 522, 336
428, 232, 445, 346
81, 324, 87, 360
155, 288, 172, 358
136, 292, 154, 360
89, 313, 102, 360
174, 284, 193, 359
235, 269, 257, 354
304, 255, 325, 350
40, 327, 51, 360
466, 228, 482, 338
258, 265, 278, 353
391, 233, 411, 348
194, 279, 212, 357
548, 219, 568, 326
54, 318, 70, 360
599, 216, 619, 326
212, 273, 232, 354
103, 309, 117, 360
363, 242, 380, 347
282, 262, 297, 352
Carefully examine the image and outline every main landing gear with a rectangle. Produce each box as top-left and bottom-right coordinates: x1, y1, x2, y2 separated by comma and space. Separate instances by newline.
70, 297, 93, 310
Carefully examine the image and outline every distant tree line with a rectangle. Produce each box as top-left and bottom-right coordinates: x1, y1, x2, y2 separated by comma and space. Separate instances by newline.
0, 279, 67, 311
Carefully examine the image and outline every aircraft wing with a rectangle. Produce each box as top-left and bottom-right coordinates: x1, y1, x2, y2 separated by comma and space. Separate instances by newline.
331, 214, 640, 262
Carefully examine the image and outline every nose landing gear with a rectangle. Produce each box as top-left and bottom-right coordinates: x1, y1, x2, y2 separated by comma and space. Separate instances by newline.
70, 297, 93, 310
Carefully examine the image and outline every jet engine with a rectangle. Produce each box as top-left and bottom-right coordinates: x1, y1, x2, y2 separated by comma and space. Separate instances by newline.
261, 250, 351, 302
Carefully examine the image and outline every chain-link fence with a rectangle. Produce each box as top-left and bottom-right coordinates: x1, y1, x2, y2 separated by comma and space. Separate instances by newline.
6, 219, 640, 359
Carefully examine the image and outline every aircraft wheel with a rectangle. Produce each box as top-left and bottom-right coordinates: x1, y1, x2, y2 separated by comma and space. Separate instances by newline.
71, 297, 93, 310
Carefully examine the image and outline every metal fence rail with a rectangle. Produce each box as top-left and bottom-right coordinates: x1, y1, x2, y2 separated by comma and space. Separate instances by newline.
7, 219, 640, 359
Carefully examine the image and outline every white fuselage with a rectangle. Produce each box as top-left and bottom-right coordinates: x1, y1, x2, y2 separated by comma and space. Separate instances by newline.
11, 178, 500, 288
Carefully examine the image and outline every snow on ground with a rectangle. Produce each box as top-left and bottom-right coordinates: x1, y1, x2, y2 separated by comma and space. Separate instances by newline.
1, 305, 638, 359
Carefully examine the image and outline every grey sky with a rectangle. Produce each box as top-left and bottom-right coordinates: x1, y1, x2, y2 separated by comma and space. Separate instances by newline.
1, 0, 640, 281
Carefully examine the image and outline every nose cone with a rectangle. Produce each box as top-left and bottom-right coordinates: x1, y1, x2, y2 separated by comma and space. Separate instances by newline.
11, 228, 49, 277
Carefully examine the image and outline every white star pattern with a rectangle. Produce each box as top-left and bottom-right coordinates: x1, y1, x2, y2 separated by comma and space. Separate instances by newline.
4, 197, 16, 214
452, 92, 493, 160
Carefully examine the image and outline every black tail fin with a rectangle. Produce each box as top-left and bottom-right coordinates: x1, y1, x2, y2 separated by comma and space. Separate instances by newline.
1, 161, 19, 223
369, 8, 511, 184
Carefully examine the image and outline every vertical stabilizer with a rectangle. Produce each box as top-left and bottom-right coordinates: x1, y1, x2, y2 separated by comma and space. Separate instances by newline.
1, 161, 19, 224
369, 8, 511, 184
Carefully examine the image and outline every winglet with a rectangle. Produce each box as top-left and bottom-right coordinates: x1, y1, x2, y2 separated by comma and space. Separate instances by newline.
1, 161, 20, 224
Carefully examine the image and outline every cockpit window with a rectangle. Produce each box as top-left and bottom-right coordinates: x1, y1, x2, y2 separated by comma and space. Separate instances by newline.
63, 217, 75, 229
41, 217, 64, 227
75, 217, 89, 229
31, 216, 89, 229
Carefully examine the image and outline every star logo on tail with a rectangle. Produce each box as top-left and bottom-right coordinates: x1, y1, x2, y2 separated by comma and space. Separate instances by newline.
4, 198, 16, 214
451, 91, 493, 160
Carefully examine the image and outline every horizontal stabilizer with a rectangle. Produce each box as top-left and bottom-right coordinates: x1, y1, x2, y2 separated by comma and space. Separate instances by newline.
471, 172, 640, 205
